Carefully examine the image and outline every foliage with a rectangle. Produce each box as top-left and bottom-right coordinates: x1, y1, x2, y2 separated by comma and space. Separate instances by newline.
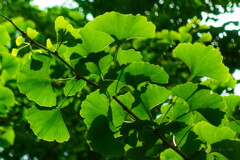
1, 9, 240, 160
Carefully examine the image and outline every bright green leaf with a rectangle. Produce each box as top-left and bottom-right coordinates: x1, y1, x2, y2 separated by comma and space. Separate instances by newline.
173, 43, 229, 81
16, 36, 24, 46
27, 27, 38, 39
17, 54, 56, 107
0, 126, 15, 147
80, 27, 114, 54
0, 85, 15, 108
172, 82, 198, 100
223, 94, 240, 119
160, 148, 184, 160
194, 121, 236, 144
0, 25, 10, 45
63, 79, 86, 96
80, 90, 109, 128
26, 107, 70, 142
140, 83, 171, 110
199, 33, 212, 42
187, 89, 225, 111
87, 115, 125, 156
117, 48, 142, 65
85, 11, 155, 40
110, 92, 135, 127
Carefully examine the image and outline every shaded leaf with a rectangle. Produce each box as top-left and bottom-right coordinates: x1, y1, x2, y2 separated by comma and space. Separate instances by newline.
87, 115, 125, 156
26, 107, 70, 142
0, 126, 15, 147
0, 85, 15, 108
172, 82, 198, 100
63, 79, 86, 96
0, 25, 10, 45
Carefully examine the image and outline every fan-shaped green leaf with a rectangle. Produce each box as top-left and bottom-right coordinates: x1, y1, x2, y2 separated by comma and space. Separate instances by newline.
140, 83, 171, 110
173, 43, 229, 81
117, 62, 169, 88
110, 92, 135, 127
0, 126, 15, 147
160, 148, 184, 160
80, 27, 114, 54
26, 107, 70, 142
17, 54, 56, 107
223, 94, 240, 118
0, 25, 10, 45
63, 79, 86, 96
87, 115, 125, 156
0, 52, 19, 80
85, 12, 155, 40
187, 89, 225, 111
117, 48, 142, 65
172, 82, 198, 100
194, 121, 236, 145
16, 36, 24, 46
0, 85, 15, 108
27, 28, 38, 39
80, 90, 109, 128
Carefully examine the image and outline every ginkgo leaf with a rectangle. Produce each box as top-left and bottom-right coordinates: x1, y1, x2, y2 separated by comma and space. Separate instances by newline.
16, 36, 24, 46
17, 54, 56, 107
80, 27, 114, 54
87, 115, 125, 156
223, 94, 240, 118
26, 107, 70, 142
63, 79, 86, 96
187, 89, 225, 111
0, 52, 19, 80
0, 126, 15, 147
85, 11, 155, 40
173, 43, 229, 81
117, 62, 169, 88
194, 121, 236, 145
140, 83, 171, 110
160, 148, 184, 160
0, 85, 15, 108
117, 48, 142, 65
0, 25, 10, 45
27, 28, 38, 39
110, 92, 135, 127
80, 90, 109, 128
172, 82, 198, 100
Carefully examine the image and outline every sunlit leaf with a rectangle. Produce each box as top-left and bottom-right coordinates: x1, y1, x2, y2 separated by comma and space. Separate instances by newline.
63, 79, 86, 96
16, 36, 24, 46
187, 89, 225, 111
17, 54, 56, 107
117, 48, 142, 65
0, 85, 15, 108
26, 107, 70, 142
173, 43, 229, 81
172, 82, 198, 100
160, 148, 184, 160
27, 27, 38, 39
0, 126, 15, 147
85, 11, 155, 40
80, 90, 109, 128
223, 94, 240, 119
194, 121, 236, 144
0, 25, 10, 45
140, 83, 171, 110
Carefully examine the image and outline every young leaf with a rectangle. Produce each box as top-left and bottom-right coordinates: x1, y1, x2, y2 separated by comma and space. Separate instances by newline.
17, 54, 56, 107
87, 115, 125, 156
80, 90, 109, 128
85, 11, 155, 40
16, 36, 24, 46
27, 28, 38, 39
117, 48, 143, 65
194, 121, 236, 145
173, 43, 229, 81
26, 107, 70, 142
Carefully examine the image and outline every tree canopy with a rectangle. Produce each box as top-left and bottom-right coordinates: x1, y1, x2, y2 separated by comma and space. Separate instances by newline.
1, 0, 240, 160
